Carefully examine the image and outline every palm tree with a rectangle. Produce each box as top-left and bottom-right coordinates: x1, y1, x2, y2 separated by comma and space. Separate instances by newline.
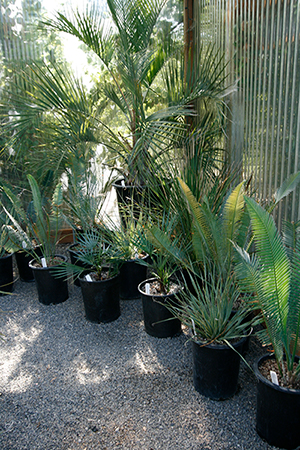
1, 0, 229, 191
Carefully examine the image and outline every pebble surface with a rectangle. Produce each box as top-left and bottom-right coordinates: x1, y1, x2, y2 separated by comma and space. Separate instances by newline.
0, 273, 280, 449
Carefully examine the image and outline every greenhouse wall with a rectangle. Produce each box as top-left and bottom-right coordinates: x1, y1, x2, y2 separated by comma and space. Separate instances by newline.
196, 0, 300, 224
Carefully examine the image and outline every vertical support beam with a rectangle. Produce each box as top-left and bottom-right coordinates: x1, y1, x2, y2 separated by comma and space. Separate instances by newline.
184, 0, 194, 83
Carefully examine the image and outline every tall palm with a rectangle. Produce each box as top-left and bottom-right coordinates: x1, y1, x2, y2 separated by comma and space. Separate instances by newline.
1, 0, 229, 188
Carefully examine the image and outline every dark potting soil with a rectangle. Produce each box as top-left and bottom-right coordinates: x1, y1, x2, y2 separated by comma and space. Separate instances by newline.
31, 256, 65, 268
85, 270, 115, 282
259, 358, 300, 390
141, 280, 179, 296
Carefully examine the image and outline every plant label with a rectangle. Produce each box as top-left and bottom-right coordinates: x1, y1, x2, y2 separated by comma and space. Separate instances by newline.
145, 283, 150, 294
270, 370, 279, 385
41, 258, 47, 268
85, 274, 93, 282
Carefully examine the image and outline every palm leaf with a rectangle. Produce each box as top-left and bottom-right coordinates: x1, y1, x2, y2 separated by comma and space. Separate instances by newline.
274, 171, 300, 206
177, 178, 224, 266
283, 221, 300, 367
223, 181, 245, 248
243, 197, 290, 364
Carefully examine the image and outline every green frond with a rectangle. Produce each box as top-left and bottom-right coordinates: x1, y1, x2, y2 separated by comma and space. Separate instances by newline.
233, 244, 260, 297
274, 171, 300, 207
242, 196, 291, 365
149, 225, 188, 268
283, 221, 300, 363
107, 0, 167, 53
177, 178, 224, 265
223, 181, 245, 250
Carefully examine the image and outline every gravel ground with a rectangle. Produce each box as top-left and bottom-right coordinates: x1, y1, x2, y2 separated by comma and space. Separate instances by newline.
0, 265, 280, 450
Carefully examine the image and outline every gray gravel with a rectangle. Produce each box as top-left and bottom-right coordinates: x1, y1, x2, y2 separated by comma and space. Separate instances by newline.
0, 270, 279, 449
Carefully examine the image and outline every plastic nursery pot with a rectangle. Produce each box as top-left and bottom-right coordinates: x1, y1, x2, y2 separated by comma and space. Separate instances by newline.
29, 255, 69, 305
79, 271, 120, 323
68, 243, 92, 287
254, 354, 300, 449
15, 246, 43, 282
192, 336, 247, 400
0, 253, 14, 295
119, 256, 148, 300
138, 278, 181, 338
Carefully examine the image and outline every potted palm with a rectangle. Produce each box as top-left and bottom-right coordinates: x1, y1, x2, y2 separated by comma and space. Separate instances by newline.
62, 165, 110, 285
234, 197, 300, 449
2, 175, 68, 305
58, 230, 121, 323
138, 252, 182, 338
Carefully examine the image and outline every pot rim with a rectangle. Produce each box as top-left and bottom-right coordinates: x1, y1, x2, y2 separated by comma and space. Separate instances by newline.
254, 353, 300, 394
28, 254, 67, 270
0, 252, 14, 260
79, 270, 120, 284
124, 253, 148, 263
112, 179, 144, 189
192, 335, 248, 350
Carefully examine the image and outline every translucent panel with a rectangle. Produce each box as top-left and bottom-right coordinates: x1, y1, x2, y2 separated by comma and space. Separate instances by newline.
196, 0, 300, 225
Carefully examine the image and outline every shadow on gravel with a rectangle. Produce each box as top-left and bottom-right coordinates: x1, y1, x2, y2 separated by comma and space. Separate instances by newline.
0, 280, 276, 450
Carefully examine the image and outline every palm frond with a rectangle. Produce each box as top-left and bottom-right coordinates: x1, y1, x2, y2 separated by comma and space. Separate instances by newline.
223, 181, 245, 258
177, 178, 224, 265
107, 0, 167, 53
283, 221, 300, 365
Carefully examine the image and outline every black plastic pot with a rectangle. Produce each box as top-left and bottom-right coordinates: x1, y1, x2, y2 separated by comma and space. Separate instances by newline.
79, 271, 120, 323
15, 246, 42, 282
68, 243, 92, 287
254, 354, 300, 449
119, 256, 148, 300
29, 255, 69, 305
192, 336, 247, 400
138, 278, 181, 338
0, 253, 14, 294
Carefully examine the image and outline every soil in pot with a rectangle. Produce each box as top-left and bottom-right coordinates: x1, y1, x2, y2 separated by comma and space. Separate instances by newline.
192, 336, 247, 400
254, 354, 300, 449
138, 278, 181, 338
0, 253, 14, 295
29, 255, 69, 305
119, 256, 148, 300
79, 270, 120, 323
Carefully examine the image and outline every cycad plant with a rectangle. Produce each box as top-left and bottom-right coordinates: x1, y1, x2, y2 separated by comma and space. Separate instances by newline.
234, 197, 300, 387
149, 178, 249, 280
2, 174, 64, 265
148, 179, 251, 342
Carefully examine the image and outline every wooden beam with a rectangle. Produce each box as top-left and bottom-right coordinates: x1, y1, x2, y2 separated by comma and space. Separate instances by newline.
184, 0, 194, 81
